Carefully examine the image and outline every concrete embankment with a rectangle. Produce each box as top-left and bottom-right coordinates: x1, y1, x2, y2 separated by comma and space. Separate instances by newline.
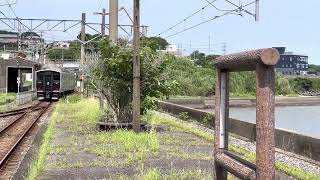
157, 100, 320, 162
166, 96, 320, 109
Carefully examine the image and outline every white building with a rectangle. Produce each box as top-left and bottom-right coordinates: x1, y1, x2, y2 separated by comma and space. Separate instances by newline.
159, 45, 182, 56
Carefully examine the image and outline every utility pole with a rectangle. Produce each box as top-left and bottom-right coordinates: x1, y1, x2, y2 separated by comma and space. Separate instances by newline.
208, 35, 211, 54
102, 8, 106, 36
109, 0, 118, 43
39, 31, 44, 64
255, 0, 260, 21
80, 13, 86, 95
17, 18, 21, 52
132, 0, 140, 132
222, 42, 226, 55
94, 8, 109, 37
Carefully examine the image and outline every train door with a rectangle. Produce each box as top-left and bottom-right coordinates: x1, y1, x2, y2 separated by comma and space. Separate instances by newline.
44, 74, 52, 99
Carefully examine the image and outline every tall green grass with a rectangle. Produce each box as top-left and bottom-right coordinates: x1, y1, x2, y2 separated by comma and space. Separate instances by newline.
0, 93, 16, 105
27, 99, 100, 180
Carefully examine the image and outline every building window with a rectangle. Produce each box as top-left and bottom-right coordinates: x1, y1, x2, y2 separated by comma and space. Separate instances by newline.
290, 57, 292, 61
289, 64, 292, 68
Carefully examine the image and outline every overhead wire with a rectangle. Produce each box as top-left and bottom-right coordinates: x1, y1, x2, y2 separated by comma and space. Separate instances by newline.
156, 0, 218, 37
205, 0, 235, 12
165, 0, 256, 39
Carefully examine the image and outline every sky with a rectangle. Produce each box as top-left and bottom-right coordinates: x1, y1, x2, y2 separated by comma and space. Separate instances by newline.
0, 0, 319, 64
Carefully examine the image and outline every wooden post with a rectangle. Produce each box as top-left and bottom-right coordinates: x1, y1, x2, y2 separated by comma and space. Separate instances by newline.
132, 0, 140, 132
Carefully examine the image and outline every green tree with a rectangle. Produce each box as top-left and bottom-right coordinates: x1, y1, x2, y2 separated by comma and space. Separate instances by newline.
90, 39, 170, 122
21, 31, 40, 38
165, 56, 216, 97
190, 50, 206, 66
141, 36, 169, 51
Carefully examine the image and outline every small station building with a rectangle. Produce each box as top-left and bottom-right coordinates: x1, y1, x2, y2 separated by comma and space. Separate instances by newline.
0, 57, 41, 93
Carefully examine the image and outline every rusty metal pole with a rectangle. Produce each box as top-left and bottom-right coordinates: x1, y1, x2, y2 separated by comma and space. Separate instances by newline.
214, 48, 279, 179
214, 69, 229, 180
256, 62, 275, 179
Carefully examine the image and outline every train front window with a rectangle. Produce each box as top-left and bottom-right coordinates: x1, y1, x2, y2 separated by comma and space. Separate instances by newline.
53, 74, 60, 90
37, 74, 43, 90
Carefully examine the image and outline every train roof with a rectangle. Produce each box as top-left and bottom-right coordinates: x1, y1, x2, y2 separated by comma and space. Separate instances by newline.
36, 69, 74, 74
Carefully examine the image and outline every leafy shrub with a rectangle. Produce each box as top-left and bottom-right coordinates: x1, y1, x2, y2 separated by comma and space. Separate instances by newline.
178, 112, 189, 120
90, 39, 171, 122
165, 57, 215, 97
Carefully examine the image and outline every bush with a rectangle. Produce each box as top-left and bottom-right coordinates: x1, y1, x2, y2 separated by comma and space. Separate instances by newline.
165, 57, 215, 97
90, 39, 171, 122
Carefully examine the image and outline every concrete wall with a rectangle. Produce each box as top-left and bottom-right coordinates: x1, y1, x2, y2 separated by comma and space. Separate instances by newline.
0, 58, 40, 92
158, 101, 320, 161
0, 62, 6, 92
166, 97, 320, 108
16, 91, 37, 105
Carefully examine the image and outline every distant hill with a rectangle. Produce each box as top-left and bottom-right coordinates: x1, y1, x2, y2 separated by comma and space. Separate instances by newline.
0, 30, 40, 37
309, 64, 320, 74
0, 30, 18, 35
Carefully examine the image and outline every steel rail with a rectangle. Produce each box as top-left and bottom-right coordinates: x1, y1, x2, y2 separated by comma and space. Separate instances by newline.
0, 102, 42, 118
0, 102, 51, 169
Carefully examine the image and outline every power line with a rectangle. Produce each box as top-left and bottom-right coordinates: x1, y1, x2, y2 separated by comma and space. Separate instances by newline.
156, 0, 217, 37
205, 0, 235, 12
165, 0, 256, 39
6, 0, 18, 17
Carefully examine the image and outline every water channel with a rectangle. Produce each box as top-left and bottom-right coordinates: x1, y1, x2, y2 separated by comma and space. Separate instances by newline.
228, 106, 320, 138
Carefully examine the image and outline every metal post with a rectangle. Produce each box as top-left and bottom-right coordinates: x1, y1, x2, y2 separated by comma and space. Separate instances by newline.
80, 13, 86, 95
132, 0, 140, 132
39, 31, 44, 64
102, 8, 106, 36
17, 69, 20, 105
109, 0, 118, 43
219, 71, 229, 149
256, 62, 275, 179
214, 48, 279, 179
255, 0, 260, 21
215, 69, 229, 180
18, 19, 21, 52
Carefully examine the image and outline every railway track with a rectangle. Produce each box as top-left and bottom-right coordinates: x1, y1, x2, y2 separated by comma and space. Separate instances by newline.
0, 101, 52, 178
0, 102, 42, 118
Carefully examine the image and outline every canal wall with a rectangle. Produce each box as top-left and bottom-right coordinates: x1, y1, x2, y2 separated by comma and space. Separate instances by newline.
166, 96, 320, 109
157, 101, 320, 162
